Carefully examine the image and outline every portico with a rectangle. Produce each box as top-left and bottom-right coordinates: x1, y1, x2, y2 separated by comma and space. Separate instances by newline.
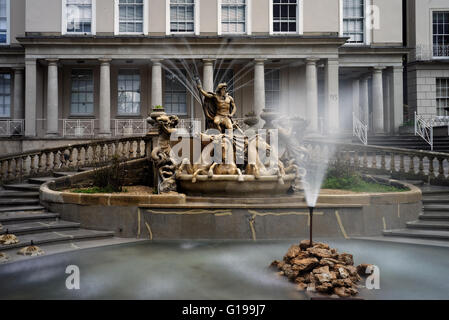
11, 36, 406, 140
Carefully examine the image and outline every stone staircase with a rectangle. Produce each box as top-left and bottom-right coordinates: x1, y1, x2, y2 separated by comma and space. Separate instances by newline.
353, 135, 449, 153
0, 171, 114, 253
383, 186, 449, 241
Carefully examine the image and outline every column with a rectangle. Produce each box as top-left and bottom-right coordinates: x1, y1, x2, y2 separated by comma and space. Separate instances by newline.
360, 75, 370, 125
254, 59, 266, 118
372, 67, 385, 134
306, 57, 319, 132
25, 59, 37, 137
13, 68, 25, 120
46, 59, 59, 136
203, 59, 214, 92
324, 58, 340, 132
352, 79, 360, 119
151, 59, 163, 108
391, 66, 404, 133
383, 70, 391, 133
99, 59, 112, 137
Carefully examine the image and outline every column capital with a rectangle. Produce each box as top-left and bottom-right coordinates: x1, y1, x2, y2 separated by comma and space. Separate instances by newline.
327, 58, 339, 64
306, 57, 320, 65
151, 59, 163, 65
99, 58, 112, 65
12, 67, 25, 73
392, 65, 404, 72
46, 59, 59, 66
203, 59, 215, 65
254, 58, 267, 64
373, 66, 386, 73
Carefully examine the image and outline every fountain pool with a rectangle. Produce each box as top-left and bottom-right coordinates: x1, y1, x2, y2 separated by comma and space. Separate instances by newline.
1, 239, 448, 300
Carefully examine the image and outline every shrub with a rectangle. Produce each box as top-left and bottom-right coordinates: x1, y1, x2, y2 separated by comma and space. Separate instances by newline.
92, 155, 126, 192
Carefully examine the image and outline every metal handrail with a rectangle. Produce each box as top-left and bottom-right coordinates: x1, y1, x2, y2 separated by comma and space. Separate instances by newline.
415, 112, 434, 151
353, 112, 368, 145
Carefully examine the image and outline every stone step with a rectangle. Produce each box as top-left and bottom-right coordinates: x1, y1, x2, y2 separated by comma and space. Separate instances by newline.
0, 198, 40, 206
0, 211, 60, 224
2, 184, 41, 192
383, 228, 449, 241
419, 212, 449, 221
0, 191, 40, 198
27, 177, 56, 185
423, 198, 449, 204
0, 220, 80, 235
423, 205, 449, 212
0, 205, 45, 213
406, 220, 449, 230
0, 229, 115, 250
78, 167, 95, 172
53, 171, 79, 177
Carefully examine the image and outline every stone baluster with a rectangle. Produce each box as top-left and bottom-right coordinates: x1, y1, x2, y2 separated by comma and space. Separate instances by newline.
372, 152, 377, 169
107, 143, 113, 161
429, 156, 435, 178
30, 155, 36, 175
0, 161, 4, 182
16, 157, 22, 179
136, 140, 142, 158
114, 142, 120, 158
399, 154, 405, 174
129, 141, 135, 159
363, 152, 368, 168
418, 156, 425, 176
99, 144, 105, 163
46, 152, 53, 172
438, 158, 445, 180
409, 156, 415, 174
391, 153, 396, 173
38, 154, 45, 173
69, 149, 75, 168
354, 151, 359, 168
53, 151, 59, 170
381, 153, 386, 171
84, 146, 90, 166
75, 148, 81, 168
7, 160, 14, 180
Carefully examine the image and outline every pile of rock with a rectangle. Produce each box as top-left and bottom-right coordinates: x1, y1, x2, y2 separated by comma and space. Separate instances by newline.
270, 240, 371, 298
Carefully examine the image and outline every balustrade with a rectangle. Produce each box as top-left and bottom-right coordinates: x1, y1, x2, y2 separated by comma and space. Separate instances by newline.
0, 136, 151, 184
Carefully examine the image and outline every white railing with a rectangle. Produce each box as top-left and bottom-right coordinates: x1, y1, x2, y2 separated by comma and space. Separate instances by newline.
177, 118, 202, 135
63, 119, 95, 137
0, 120, 24, 136
114, 119, 147, 136
413, 44, 449, 61
353, 112, 368, 145
415, 112, 434, 151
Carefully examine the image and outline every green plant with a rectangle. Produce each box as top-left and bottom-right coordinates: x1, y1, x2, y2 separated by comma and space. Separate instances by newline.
92, 155, 126, 192
153, 105, 164, 110
322, 159, 408, 193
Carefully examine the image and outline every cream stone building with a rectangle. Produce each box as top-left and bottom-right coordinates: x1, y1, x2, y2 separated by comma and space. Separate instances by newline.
406, 0, 449, 121
0, 0, 407, 153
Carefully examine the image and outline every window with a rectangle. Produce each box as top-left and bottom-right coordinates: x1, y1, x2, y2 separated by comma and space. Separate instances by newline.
433, 11, 449, 57
0, 73, 11, 117
265, 69, 280, 109
0, 0, 9, 44
170, 0, 195, 33
221, 0, 246, 34
70, 70, 94, 115
272, 0, 298, 33
118, 70, 141, 115
65, 0, 94, 34
164, 70, 187, 115
436, 78, 449, 116
342, 0, 366, 44
116, 0, 145, 34
214, 69, 234, 96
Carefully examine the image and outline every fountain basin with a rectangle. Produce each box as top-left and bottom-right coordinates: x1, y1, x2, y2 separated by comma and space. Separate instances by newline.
177, 174, 297, 197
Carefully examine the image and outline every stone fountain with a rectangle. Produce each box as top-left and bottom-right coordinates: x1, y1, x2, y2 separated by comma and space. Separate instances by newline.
148, 78, 308, 197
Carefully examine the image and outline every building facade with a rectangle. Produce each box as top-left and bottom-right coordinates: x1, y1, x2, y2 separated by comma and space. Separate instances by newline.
407, 0, 449, 122
0, 0, 407, 153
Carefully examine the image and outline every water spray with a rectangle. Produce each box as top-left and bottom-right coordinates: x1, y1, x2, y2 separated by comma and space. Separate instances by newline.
308, 206, 314, 247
